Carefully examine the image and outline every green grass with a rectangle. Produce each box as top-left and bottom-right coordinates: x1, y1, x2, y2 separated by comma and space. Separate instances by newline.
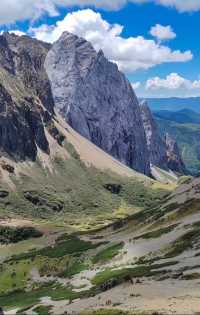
0, 234, 102, 294
33, 305, 53, 315
8, 235, 100, 262
0, 259, 32, 294
91, 265, 163, 287
0, 226, 42, 244
0, 146, 167, 227
60, 260, 87, 278
0, 282, 90, 311
92, 242, 124, 264
39, 235, 99, 258
164, 228, 200, 258
0, 140, 171, 312
160, 199, 200, 226
118, 179, 168, 211
133, 224, 177, 240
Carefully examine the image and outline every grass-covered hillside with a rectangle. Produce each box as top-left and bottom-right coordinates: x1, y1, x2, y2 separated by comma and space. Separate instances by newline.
0, 112, 171, 231
0, 114, 176, 314
1, 174, 200, 314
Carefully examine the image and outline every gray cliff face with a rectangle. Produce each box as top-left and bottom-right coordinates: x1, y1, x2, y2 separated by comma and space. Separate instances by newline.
0, 31, 185, 175
45, 32, 150, 175
140, 101, 185, 173
2, 33, 54, 113
0, 33, 53, 161
140, 101, 168, 169
165, 133, 186, 173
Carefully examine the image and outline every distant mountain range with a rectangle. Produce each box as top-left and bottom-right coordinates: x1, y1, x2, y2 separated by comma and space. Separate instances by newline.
145, 97, 200, 113
154, 108, 200, 124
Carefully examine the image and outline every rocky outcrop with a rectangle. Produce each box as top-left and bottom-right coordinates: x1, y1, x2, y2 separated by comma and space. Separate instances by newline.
165, 133, 186, 173
140, 100, 185, 173
45, 32, 150, 175
140, 101, 168, 169
0, 32, 53, 161
1, 32, 54, 113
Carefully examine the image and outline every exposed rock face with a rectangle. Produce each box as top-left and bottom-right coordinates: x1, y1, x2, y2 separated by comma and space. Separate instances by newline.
1, 33, 54, 113
0, 31, 185, 175
45, 32, 150, 175
140, 101, 185, 173
0, 33, 53, 160
140, 101, 168, 169
165, 133, 186, 173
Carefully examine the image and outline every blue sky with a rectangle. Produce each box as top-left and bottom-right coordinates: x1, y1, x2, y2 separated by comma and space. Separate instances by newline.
1, 0, 200, 98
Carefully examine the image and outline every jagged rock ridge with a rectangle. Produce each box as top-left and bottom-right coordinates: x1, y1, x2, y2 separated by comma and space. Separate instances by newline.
0, 32, 54, 161
140, 101, 168, 169
45, 32, 150, 175
140, 100, 185, 173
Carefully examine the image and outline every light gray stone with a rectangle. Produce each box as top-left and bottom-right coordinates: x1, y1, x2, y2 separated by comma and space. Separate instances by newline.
45, 32, 150, 175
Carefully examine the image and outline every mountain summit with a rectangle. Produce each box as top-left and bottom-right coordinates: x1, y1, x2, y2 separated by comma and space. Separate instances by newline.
45, 32, 185, 175
45, 32, 150, 175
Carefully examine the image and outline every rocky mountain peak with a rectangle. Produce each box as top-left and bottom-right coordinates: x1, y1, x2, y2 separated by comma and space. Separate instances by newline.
45, 32, 150, 175
1, 32, 54, 113
0, 32, 53, 161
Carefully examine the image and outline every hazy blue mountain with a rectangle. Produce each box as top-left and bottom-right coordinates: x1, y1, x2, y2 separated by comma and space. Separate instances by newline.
144, 97, 200, 113
154, 109, 200, 124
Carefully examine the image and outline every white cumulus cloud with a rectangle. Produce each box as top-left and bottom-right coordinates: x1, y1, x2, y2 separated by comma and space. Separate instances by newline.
0, 1, 200, 25
150, 24, 176, 41
29, 9, 192, 73
145, 73, 200, 97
